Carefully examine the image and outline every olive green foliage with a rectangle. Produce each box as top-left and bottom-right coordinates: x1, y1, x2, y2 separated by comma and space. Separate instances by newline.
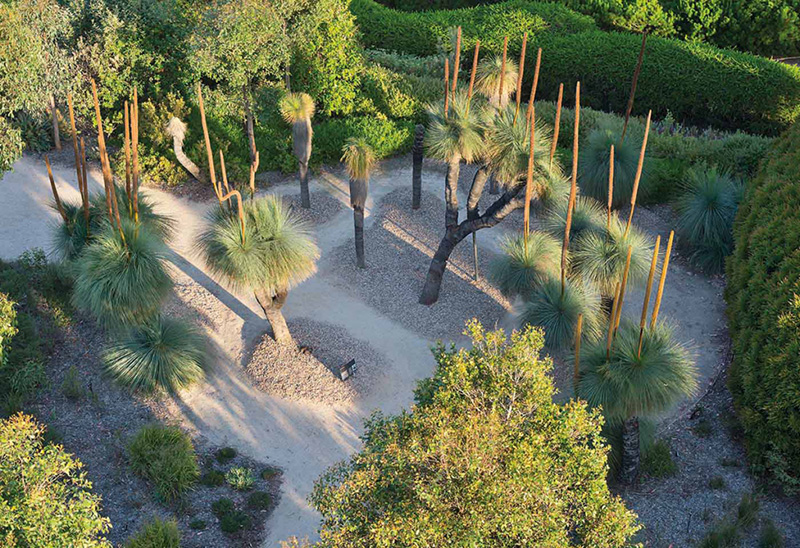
13, 111, 52, 152
341, 137, 376, 183
0, 413, 111, 546
311, 321, 640, 546
199, 195, 319, 294
675, 165, 743, 273
126, 517, 181, 548
579, 128, 648, 208
577, 320, 697, 422
71, 221, 172, 330
572, 217, 652, 296
360, 64, 440, 120
312, 116, 415, 166
225, 467, 255, 491
725, 122, 800, 491
424, 92, 485, 163
247, 491, 272, 510
128, 424, 200, 503
490, 232, 561, 299
355, 0, 800, 135
103, 316, 207, 393
215, 446, 237, 463
279, 93, 315, 125
541, 195, 606, 243
519, 277, 604, 348
759, 520, 785, 548
0, 293, 16, 368
0, 117, 23, 173
641, 439, 678, 477
474, 54, 518, 106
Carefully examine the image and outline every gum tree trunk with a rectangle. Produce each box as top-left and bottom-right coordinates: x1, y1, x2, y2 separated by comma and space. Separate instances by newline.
620, 416, 640, 484
254, 289, 294, 347
412, 124, 424, 209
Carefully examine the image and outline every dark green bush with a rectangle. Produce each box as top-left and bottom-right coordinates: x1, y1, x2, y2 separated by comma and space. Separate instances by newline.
313, 116, 414, 166
641, 439, 678, 478
246, 491, 272, 510
128, 424, 200, 503
215, 447, 237, 463
126, 517, 181, 548
211, 497, 235, 517
200, 469, 225, 487
219, 510, 251, 533
726, 121, 800, 492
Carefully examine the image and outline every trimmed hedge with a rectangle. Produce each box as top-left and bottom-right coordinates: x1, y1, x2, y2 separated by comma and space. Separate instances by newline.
352, 0, 800, 135
725, 121, 800, 492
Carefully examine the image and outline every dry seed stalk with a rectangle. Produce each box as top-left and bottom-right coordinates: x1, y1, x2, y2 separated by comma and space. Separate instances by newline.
607, 145, 614, 231
44, 155, 68, 224
220, 190, 246, 245
561, 82, 580, 295
650, 230, 674, 329
621, 30, 648, 143
219, 150, 231, 195
527, 47, 542, 125
513, 32, 528, 126
444, 57, 450, 118
499, 36, 508, 102
249, 150, 260, 199
90, 79, 124, 243
467, 40, 480, 104
638, 235, 660, 356
549, 83, 563, 169
80, 137, 89, 235
132, 87, 140, 223
523, 107, 535, 239
574, 312, 583, 385
197, 83, 220, 202
607, 282, 621, 358
124, 101, 131, 205
66, 94, 84, 208
451, 26, 462, 94
614, 245, 633, 331
625, 109, 651, 237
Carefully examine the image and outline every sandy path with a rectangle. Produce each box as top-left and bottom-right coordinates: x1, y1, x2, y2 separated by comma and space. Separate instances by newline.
0, 155, 728, 545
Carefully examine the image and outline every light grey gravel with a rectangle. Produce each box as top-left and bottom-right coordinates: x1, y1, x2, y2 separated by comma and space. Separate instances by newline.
326, 187, 512, 343
246, 318, 385, 404
285, 191, 345, 227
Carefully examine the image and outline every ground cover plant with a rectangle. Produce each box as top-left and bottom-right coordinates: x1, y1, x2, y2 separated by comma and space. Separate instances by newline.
128, 424, 200, 503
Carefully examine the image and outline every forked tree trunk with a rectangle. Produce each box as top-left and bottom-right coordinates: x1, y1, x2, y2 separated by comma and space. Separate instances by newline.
620, 416, 640, 484
412, 124, 424, 209
354, 208, 365, 268
254, 289, 294, 347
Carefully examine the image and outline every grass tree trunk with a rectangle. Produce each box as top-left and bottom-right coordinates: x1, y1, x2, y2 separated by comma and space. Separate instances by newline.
293, 119, 313, 209
350, 177, 368, 269
412, 124, 424, 209
253, 289, 294, 347
445, 156, 461, 229
242, 84, 257, 166
620, 416, 640, 484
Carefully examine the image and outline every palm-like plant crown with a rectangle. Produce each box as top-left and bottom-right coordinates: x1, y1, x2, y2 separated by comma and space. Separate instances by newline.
474, 54, 518, 106
579, 128, 648, 208
484, 105, 559, 191
541, 195, 606, 244
424, 91, 485, 164
490, 231, 561, 299
199, 195, 319, 294
577, 319, 697, 421
341, 137, 376, 183
279, 92, 315, 124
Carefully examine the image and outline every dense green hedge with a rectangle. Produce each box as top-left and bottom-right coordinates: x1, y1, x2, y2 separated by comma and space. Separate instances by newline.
726, 122, 800, 492
352, 0, 800, 135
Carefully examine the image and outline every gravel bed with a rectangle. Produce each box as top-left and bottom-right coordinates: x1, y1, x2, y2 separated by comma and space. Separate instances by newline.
27, 306, 281, 548
285, 191, 345, 227
245, 318, 384, 404
326, 187, 512, 343
622, 361, 800, 547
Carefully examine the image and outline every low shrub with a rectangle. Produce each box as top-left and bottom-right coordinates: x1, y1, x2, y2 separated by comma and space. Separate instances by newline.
211, 497, 235, 517
759, 519, 785, 548
708, 476, 726, 490
725, 121, 800, 491
126, 517, 181, 548
215, 447, 237, 463
260, 466, 280, 480
313, 116, 414, 166
226, 466, 255, 491
0, 116, 23, 173
189, 519, 207, 531
61, 365, 85, 400
247, 490, 272, 511
128, 424, 199, 503
219, 510, 252, 533
641, 439, 678, 478
200, 469, 225, 487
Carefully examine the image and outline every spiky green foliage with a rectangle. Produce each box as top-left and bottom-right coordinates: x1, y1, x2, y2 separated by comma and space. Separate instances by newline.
50, 201, 91, 263
542, 195, 606, 244
578, 129, 648, 208
279, 92, 315, 124
103, 316, 206, 393
128, 424, 199, 503
518, 277, 603, 349
71, 221, 172, 330
571, 217, 652, 296
577, 319, 697, 422
675, 165, 743, 274
341, 137, 376, 183
126, 517, 180, 548
484, 104, 560, 190
474, 54, 518, 107
198, 195, 319, 294
424, 91, 485, 163
490, 232, 561, 299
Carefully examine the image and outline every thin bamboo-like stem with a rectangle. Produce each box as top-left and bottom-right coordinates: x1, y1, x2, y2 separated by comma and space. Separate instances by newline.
132, 87, 140, 223
219, 150, 231, 195
444, 57, 450, 118
548, 83, 563, 169
80, 137, 89, 235
220, 190, 246, 245
66, 94, 84, 206
249, 150, 260, 200
527, 47, 542, 125
650, 230, 674, 329
44, 155, 68, 224
625, 109, 651, 237
607, 144, 614, 231
451, 26, 461, 94
90, 79, 123, 243
607, 282, 621, 358
614, 245, 633, 331
197, 83, 220, 201
638, 235, 660, 356
124, 101, 131, 208
513, 32, 528, 126
499, 36, 508, 103
561, 82, 580, 296
523, 107, 535, 240
574, 312, 583, 385
467, 40, 480, 104
621, 31, 648, 143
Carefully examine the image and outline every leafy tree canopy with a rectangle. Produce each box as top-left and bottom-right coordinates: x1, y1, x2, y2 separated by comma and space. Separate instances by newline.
311, 321, 640, 547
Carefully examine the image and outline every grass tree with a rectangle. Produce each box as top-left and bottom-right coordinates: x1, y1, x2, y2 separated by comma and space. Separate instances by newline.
279, 92, 315, 208
474, 52, 517, 109
490, 231, 561, 300
541, 195, 606, 244
199, 195, 319, 346
342, 137, 376, 269
579, 128, 648, 208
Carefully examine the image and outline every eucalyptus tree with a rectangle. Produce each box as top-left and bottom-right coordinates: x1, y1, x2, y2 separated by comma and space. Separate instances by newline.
342, 137, 376, 269
279, 92, 315, 208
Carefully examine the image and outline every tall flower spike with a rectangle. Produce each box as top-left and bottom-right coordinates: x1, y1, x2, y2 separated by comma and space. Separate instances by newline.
527, 48, 542, 125
498, 36, 508, 101
513, 32, 527, 126
523, 107, 535, 239
638, 235, 661, 356
650, 230, 674, 329
607, 145, 615, 231
549, 83, 563, 169
625, 110, 651, 237
197, 83, 220, 202
451, 26, 461, 94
